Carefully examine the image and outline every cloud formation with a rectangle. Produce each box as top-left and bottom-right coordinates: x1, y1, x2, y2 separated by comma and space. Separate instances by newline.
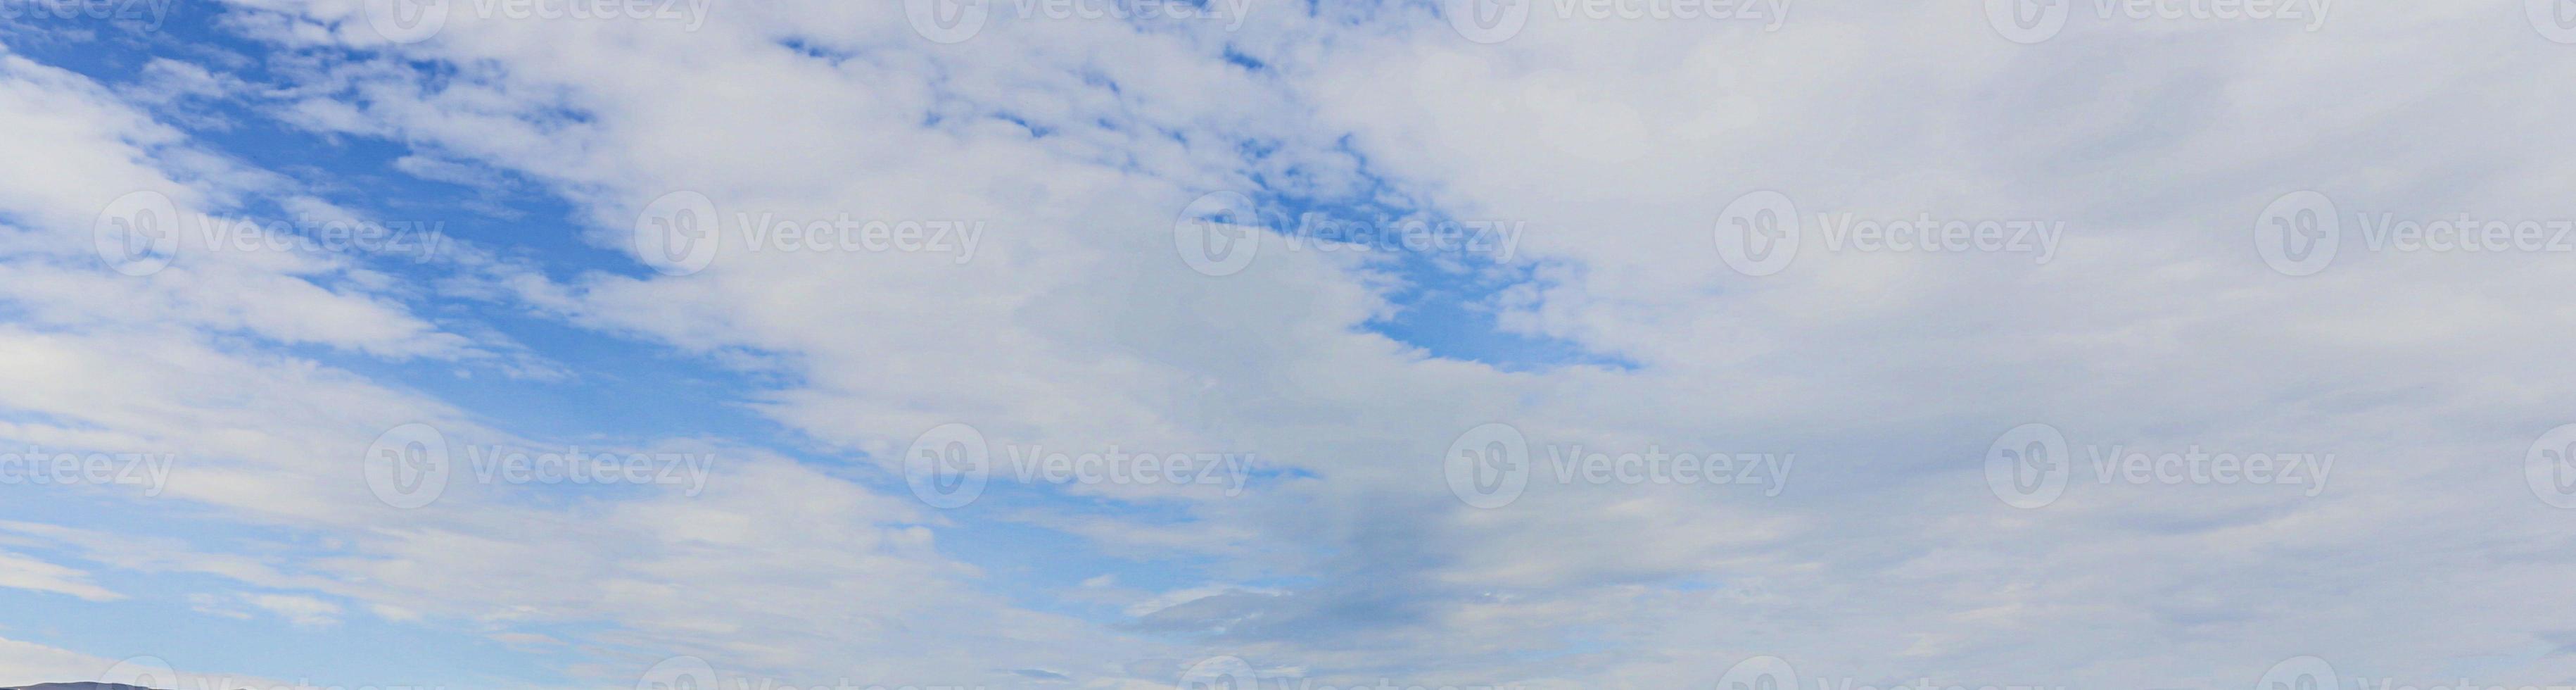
4, 2, 2576, 689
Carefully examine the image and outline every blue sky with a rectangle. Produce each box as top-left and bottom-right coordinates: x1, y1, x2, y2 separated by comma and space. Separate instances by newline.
4, 1, 2576, 689
0, 4, 1605, 686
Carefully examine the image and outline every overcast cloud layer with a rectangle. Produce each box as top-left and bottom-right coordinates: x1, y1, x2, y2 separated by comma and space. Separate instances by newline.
3, 1, 2576, 689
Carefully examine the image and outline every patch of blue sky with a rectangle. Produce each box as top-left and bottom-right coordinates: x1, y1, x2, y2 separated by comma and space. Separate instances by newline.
1237, 177, 1633, 373
896, 465, 1325, 625
1, 6, 1610, 677
0, 496, 571, 689
0, 578, 569, 689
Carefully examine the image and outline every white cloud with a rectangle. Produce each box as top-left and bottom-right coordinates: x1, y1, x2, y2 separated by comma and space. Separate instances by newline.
0, 550, 120, 602
243, 593, 344, 627
4, 2, 2575, 689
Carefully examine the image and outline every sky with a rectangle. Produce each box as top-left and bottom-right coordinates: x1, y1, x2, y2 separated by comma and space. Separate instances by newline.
2, 1, 2576, 689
